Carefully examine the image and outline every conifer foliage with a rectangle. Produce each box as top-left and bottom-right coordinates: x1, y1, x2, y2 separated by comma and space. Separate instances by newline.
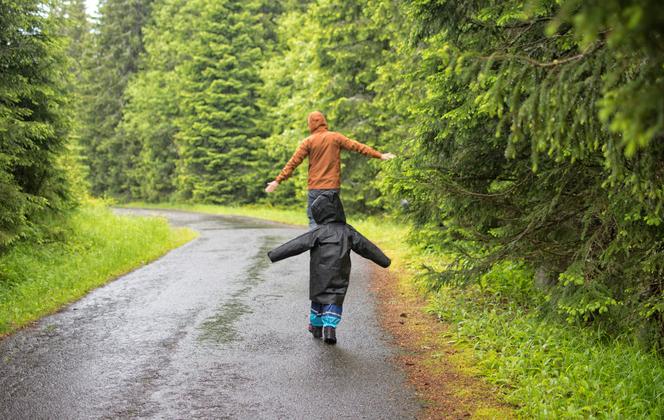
384, 0, 664, 345
0, 0, 71, 248
79, 0, 153, 198
305, 0, 392, 214
117, 0, 275, 204
258, 0, 394, 213
54, 0, 92, 199
118, 0, 187, 202
174, 0, 269, 203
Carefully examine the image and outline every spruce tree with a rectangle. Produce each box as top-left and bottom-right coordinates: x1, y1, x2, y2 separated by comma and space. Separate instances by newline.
119, 0, 188, 201
258, 3, 323, 208
79, 0, 153, 198
57, 0, 89, 82
54, 0, 92, 199
309, 0, 394, 214
0, 0, 71, 248
175, 0, 268, 203
258, 0, 394, 213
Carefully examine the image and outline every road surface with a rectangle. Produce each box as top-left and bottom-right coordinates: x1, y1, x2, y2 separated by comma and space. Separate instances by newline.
0, 209, 419, 419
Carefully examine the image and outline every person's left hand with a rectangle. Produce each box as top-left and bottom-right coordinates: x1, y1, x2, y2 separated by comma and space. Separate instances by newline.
265, 180, 279, 193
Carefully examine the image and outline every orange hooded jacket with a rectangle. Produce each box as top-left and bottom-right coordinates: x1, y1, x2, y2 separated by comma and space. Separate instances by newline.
274, 111, 382, 190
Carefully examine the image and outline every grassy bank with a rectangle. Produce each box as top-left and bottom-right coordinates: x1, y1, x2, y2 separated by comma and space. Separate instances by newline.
430, 285, 664, 418
125, 202, 664, 417
0, 204, 196, 335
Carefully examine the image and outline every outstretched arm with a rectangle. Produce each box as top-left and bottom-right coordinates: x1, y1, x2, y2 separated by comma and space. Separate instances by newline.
265, 140, 309, 193
268, 230, 317, 262
336, 134, 396, 160
349, 227, 391, 268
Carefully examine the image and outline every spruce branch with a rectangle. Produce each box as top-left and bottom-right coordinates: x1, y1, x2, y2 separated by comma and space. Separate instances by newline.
479, 41, 604, 68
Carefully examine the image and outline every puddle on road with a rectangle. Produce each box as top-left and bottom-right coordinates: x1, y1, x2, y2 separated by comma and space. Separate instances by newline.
244, 236, 279, 287
197, 236, 282, 345
198, 299, 252, 343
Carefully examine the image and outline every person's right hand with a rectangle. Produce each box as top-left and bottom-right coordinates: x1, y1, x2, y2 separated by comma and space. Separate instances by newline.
381, 152, 396, 160
265, 180, 280, 193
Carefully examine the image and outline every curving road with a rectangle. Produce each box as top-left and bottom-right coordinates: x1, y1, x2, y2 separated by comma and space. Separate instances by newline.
0, 209, 419, 419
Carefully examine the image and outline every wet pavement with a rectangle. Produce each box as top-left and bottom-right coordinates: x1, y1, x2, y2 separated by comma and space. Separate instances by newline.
0, 209, 420, 419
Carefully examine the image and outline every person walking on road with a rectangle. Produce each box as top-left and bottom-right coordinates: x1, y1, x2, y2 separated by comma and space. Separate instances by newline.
265, 111, 395, 227
267, 190, 391, 345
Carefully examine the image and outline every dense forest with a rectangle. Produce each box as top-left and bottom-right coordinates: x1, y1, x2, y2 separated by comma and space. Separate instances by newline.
2, 0, 663, 349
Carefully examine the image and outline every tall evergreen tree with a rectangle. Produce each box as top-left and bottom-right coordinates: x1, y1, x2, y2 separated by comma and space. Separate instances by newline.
258, 3, 323, 208
308, 0, 394, 214
79, 0, 153, 198
57, 0, 89, 81
119, 0, 188, 202
54, 0, 92, 199
175, 0, 269, 203
0, 0, 71, 248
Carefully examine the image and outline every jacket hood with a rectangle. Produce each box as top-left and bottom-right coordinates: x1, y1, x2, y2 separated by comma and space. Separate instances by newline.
311, 190, 346, 224
307, 111, 328, 133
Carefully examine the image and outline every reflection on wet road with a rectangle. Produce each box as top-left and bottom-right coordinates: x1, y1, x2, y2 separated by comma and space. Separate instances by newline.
0, 209, 419, 419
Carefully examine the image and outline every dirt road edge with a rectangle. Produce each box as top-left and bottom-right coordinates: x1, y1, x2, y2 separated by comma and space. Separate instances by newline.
371, 266, 515, 419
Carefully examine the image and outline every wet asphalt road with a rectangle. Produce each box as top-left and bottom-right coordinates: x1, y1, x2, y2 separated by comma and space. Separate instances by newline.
0, 209, 420, 419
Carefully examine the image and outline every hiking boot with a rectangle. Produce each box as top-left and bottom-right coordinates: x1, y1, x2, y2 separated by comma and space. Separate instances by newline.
308, 324, 322, 339
323, 326, 336, 345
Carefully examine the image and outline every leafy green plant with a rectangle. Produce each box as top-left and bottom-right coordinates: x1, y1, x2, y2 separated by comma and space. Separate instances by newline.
429, 284, 664, 418
478, 260, 539, 307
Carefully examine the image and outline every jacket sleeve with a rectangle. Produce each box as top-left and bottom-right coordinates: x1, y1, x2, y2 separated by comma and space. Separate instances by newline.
349, 227, 391, 268
335, 134, 382, 159
275, 139, 309, 183
267, 230, 317, 263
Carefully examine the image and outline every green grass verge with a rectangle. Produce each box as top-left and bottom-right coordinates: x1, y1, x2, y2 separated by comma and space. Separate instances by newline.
0, 204, 197, 335
429, 286, 664, 418
123, 202, 664, 417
